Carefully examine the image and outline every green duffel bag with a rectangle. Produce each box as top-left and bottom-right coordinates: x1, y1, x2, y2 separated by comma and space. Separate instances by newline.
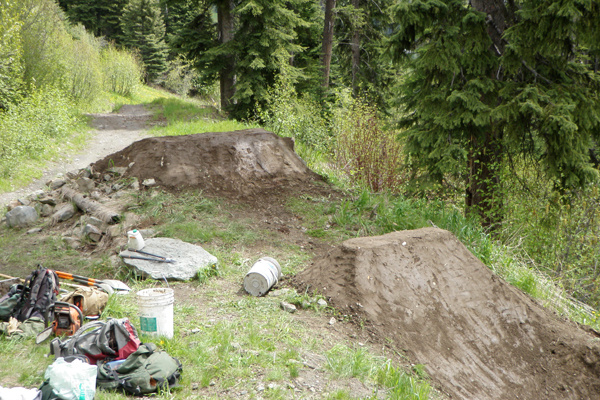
96, 342, 183, 395
0, 284, 23, 321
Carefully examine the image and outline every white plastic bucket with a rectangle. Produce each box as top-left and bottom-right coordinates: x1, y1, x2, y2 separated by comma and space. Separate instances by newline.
137, 288, 174, 339
243, 257, 282, 296
127, 229, 145, 251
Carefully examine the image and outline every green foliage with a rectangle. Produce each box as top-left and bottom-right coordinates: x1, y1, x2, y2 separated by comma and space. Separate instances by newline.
259, 77, 331, 153
65, 24, 103, 103
230, 0, 314, 118
375, 361, 431, 400
58, 0, 127, 41
160, 58, 198, 97
0, 0, 24, 110
388, 0, 600, 225
0, 87, 78, 178
101, 44, 142, 96
120, 0, 169, 83
333, 95, 406, 193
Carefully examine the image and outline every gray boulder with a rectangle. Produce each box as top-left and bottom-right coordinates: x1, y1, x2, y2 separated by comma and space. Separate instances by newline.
119, 237, 218, 280
5, 206, 39, 227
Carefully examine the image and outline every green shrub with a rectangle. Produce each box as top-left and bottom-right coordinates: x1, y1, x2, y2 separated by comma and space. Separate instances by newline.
101, 45, 143, 97
333, 97, 406, 193
260, 78, 331, 153
0, 87, 77, 178
0, 0, 24, 110
66, 25, 103, 103
160, 58, 198, 97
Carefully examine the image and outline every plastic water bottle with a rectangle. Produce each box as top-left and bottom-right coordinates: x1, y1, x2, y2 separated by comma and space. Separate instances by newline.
79, 383, 85, 400
127, 229, 145, 250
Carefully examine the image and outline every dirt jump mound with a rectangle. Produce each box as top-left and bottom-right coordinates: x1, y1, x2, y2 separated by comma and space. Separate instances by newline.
92, 129, 324, 198
294, 228, 600, 400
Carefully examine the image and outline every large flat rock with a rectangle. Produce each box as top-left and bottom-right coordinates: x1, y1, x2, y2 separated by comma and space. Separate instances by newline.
120, 237, 217, 280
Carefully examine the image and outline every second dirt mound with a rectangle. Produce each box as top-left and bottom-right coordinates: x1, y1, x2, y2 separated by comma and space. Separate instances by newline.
92, 128, 323, 198
294, 227, 600, 400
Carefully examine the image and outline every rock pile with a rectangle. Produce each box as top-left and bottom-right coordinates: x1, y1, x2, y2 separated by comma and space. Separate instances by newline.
1, 165, 149, 250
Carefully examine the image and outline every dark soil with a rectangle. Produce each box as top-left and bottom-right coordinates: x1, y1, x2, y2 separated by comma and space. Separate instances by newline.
293, 228, 600, 400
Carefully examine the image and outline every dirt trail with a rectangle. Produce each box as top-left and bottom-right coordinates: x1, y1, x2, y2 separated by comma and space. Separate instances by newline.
0, 104, 154, 207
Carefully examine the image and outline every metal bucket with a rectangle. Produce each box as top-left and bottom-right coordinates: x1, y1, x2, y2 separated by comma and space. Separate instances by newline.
243, 257, 282, 296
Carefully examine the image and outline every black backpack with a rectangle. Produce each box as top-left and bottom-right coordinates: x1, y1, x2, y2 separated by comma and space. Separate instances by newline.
0, 267, 60, 323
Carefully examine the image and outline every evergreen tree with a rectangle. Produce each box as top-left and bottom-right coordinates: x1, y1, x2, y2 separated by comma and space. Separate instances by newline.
230, 0, 312, 118
389, 0, 600, 228
120, 0, 169, 82
333, 0, 396, 108
58, 0, 127, 42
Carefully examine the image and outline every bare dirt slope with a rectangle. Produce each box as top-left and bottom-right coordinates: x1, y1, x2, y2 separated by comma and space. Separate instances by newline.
294, 228, 600, 400
91, 128, 327, 200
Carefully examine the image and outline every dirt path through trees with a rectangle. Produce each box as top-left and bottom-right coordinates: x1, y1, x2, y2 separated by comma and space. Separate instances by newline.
0, 105, 154, 207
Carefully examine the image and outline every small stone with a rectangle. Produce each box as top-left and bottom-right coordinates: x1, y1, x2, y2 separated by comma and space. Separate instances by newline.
30, 190, 45, 200
26, 227, 42, 234
107, 225, 121, 238
109, 167, 128, 176
142, 178, 156, 187
239, 391, 248, 395
112, 183, 125, 191
257, 384, 265, 392
191, 383, 199, 390
83, 224, 102, 242
191, 328, 201, 334
85, 216, 104, 228
103, 174, 112, 182
329, 317, 336, 325
209, 381, 216, 386
77, 177, 95, 192
52, 203, 76, 223
267, 383, 277, 390
40, 204, 54, 217
280, 301, 297, 313
130, 179, 140, 190
91, 190, 102, 200
317, 299, 327, 307
63, 237, 81, 249
38, 196, 57, 206
49, 179, 66, 190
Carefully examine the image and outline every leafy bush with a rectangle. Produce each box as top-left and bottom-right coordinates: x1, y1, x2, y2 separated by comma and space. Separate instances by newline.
101, 44, 143, 97
333, 96, 406, 193
259, 78, 331, 153
66, 25, 103, 103
0, 87, 77, 178
503, 178, 600, 308
0, 0, 24, 110
160, 58, 198, 97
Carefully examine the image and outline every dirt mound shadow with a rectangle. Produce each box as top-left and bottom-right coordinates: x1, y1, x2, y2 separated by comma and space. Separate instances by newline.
294, 227, 600, 400
92, 128, 326, 199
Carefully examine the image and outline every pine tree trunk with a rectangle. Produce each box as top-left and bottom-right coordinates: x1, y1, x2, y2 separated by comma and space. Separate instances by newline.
321, 0, 336, 88
465, 0, 511, 229
351, 0, 360, 94
218, 0, 235, 111
466, 128, 503, 229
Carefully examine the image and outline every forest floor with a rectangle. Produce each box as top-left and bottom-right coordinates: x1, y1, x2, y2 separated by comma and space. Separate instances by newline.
1, 105, 599, 400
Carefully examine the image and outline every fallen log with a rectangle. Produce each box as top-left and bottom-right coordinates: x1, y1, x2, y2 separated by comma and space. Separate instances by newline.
60, 186, 121, 224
